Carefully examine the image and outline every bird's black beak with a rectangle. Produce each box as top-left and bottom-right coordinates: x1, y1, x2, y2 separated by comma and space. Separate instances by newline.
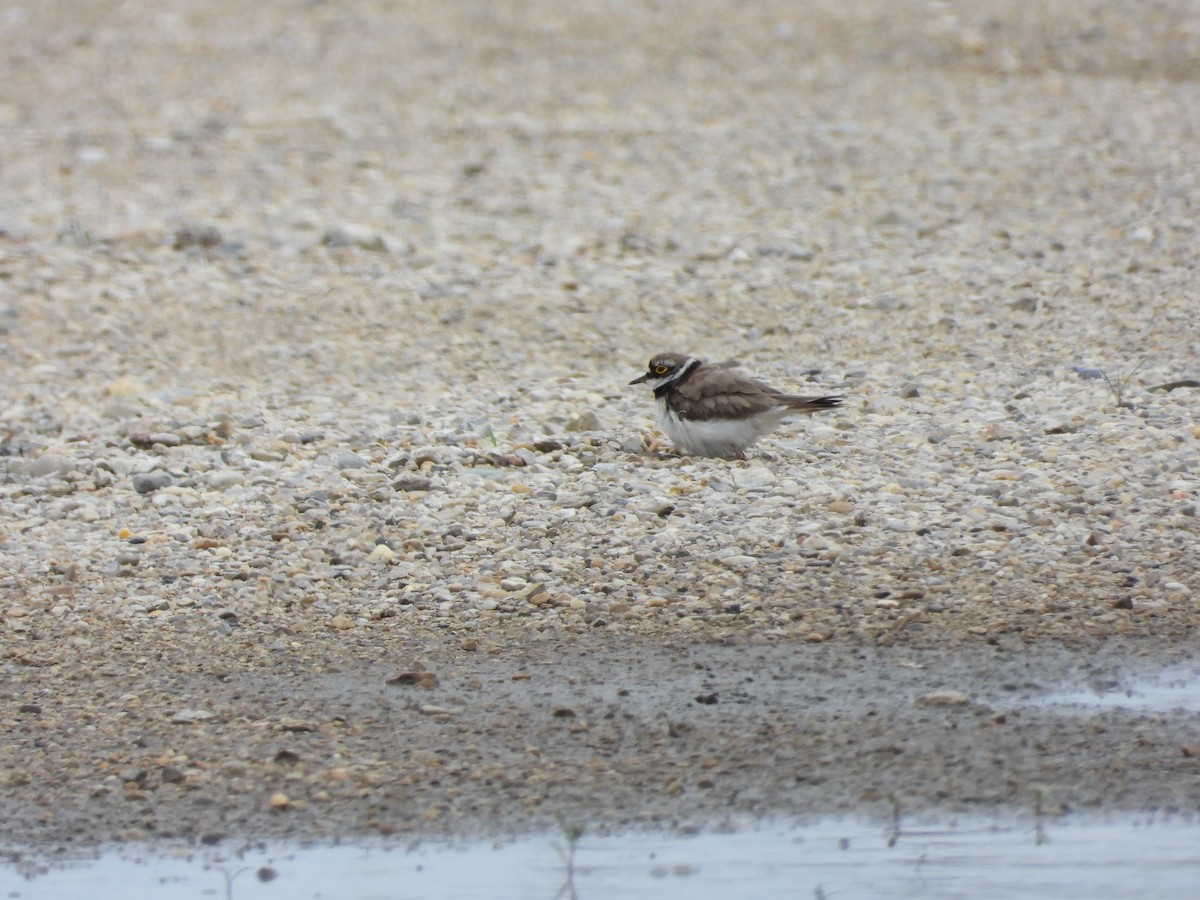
629, 372, 651, 385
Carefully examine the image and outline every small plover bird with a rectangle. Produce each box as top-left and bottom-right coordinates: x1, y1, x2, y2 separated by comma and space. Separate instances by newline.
629, 352, 842, 459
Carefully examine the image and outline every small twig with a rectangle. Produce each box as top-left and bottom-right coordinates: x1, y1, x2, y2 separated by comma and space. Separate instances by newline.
887, 793, 903, 848
1032, 790, 1049, 846
553, 815, 584, 900
1146, 379, 1200, 393
207, 864, 251, 900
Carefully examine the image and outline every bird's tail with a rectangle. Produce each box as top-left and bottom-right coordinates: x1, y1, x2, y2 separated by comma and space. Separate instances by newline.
781, 395, 842, 413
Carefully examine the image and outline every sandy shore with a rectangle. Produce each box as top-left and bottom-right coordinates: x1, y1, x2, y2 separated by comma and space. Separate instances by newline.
2, 0, 1199, 850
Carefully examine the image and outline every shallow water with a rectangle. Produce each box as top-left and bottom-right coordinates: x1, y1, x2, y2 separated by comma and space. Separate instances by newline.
3, 815, 1198, 900
1037, 663, 1200, 714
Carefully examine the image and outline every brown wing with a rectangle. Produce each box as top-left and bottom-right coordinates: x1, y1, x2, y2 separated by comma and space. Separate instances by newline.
670, 367, 788, 421
672, 367, 843, 421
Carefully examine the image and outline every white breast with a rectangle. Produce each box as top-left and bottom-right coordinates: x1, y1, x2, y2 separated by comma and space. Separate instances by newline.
655, 399, 790, 458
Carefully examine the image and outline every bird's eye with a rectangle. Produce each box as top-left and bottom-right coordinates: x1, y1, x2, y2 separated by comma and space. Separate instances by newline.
653, 365, 670, 375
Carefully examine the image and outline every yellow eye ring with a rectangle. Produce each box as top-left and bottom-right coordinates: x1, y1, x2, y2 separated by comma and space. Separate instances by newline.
653, 365, 670, 375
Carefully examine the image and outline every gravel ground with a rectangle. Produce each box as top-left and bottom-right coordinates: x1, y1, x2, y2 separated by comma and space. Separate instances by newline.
2, 0, 1200, 852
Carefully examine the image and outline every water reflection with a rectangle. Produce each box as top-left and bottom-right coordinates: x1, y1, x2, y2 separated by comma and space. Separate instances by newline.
1038, 664, 1200, 713
2, 814, 1199, 900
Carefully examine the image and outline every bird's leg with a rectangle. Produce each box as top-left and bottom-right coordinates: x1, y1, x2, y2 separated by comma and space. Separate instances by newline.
732, 449, 747, 461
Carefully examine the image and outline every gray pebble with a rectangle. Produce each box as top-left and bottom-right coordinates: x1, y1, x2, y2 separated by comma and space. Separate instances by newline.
322, 224, 390, 252
334, 450, 369, 470
170, 709, 215, 724
102, 399, 143, 419
411, 446, 440, 465
29, 454, 73, 478
173, 224, 223, 249
160, 766, 186, 784
721, 555, 759, 570
206, 470, 244, 490
132, 471, 173, 494
177, 425, 206, 443
394, 476, 434, 492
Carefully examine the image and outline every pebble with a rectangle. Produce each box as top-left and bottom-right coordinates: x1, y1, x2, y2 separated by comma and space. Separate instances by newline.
132, 471, 173, 494
279, 717, 318, 732
268, 792, 292, 810
206, 470, 244, 490
29, 454, 73, 478
718, 555, 759, 570
321, 224, 392, 252
566, 411, 601, 432
334, 450, 369, 470
160, 766, 186, 784
171, 709, 215, 724
388, 671, 439, 689
393, 476, 434, 492
103, 399, 143, 419
173, 224, 223, 249
368, 544, 397, 562
914, 691, 971, 708
731, 467, 778, 490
